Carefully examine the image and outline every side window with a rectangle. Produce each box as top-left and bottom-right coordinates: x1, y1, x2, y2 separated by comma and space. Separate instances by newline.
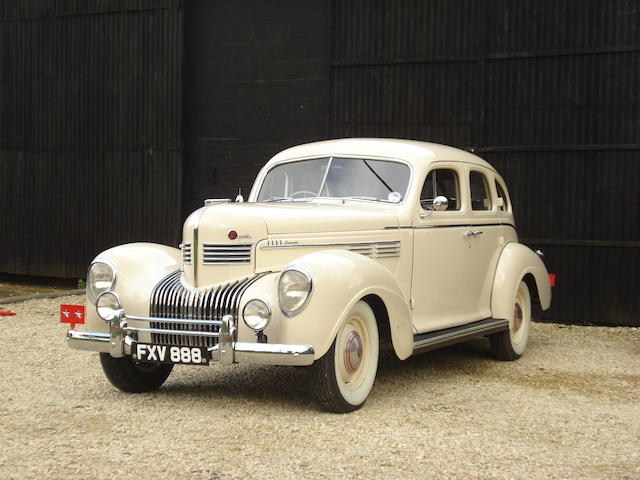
470, 171, 492, 211
420, 169, 460, 211
495, 180, 509, 212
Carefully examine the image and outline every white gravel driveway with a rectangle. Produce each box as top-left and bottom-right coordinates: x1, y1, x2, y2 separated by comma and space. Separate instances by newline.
0, 294, 638, 480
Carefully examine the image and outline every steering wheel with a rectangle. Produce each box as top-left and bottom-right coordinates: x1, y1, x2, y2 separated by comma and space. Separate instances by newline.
289, 190, 318, 198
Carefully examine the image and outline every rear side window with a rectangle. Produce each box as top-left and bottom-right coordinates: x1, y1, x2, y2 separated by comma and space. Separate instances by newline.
495, 180, 509, 212
470, 171, 492, 211
420, 169, 460, 211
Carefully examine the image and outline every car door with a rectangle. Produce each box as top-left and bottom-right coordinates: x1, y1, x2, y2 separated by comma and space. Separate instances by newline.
466, 168, 503, 320
411, 164, 498, 333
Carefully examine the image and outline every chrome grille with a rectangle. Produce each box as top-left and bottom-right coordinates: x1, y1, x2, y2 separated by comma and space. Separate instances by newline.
349, 240, 400, 258
181, 242, 192, 264
202, 243, 252, 264
148, 270, 264, 347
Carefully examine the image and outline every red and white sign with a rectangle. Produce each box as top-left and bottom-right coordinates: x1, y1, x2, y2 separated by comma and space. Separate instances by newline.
60, 304, 85, 330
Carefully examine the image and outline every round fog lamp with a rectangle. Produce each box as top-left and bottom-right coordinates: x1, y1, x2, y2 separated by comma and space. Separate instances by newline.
243, 299, 271, 331
96, 292, 122, 322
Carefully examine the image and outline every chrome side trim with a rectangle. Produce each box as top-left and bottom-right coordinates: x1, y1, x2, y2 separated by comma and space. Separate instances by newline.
385, 222, 517, 230
412, 318, 509, 355
261, 239, 400, 249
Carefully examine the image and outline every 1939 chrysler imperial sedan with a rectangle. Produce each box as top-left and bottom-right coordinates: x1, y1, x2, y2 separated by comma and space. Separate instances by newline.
68, 138, 551, 412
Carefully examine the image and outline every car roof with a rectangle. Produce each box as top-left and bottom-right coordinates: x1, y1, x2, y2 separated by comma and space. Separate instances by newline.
267, 138, 496, 172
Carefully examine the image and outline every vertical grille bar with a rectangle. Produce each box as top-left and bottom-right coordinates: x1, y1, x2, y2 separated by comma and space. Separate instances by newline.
148, 271, 266, 347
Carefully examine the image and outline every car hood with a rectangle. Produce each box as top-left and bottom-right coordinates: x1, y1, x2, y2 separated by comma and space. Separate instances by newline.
196, 201, 398, 235
181, 201, 399, 287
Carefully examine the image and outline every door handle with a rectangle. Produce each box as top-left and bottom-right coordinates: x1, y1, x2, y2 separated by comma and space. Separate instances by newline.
463, 230, 483, 237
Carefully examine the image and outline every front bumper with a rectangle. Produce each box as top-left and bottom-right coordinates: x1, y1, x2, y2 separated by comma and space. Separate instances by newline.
67, 313, 315, 367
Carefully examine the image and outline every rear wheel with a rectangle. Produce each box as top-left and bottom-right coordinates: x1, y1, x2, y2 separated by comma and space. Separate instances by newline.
100, 353, 173, 392
490, 281, 531, 361
311, 300, 379, 413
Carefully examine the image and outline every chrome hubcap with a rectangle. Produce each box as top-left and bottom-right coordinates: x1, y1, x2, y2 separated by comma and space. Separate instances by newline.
344, 330, 363, 373
513, 303, 523, 333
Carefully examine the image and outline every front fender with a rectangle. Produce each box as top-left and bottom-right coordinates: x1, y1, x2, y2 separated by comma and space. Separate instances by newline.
243, 250, 413, 360
491, 242, 552, 321
83, 243, 181, 332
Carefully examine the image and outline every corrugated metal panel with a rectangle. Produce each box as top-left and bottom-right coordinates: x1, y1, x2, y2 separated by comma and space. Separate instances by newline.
331, 62, 477, 145
329, 0, 640, 325
527, 245, 639, 327
486, 0, 640, 53
487, 151, 640, 243
182, 0, 330, 213
0, 2, 183, 277
1, 0, 181, 21
484, 52, 640, 147
332, 0, 481, 62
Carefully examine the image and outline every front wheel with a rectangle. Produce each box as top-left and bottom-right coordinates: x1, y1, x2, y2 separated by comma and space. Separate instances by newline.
310, 300, 379, 413
490, 281, 531, 361
100, 353, 173, 393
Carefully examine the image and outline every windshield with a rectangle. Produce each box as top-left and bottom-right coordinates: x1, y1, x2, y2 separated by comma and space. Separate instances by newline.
257, 157, 411, 203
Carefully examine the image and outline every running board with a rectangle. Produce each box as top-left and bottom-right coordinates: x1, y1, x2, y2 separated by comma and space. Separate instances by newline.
412, 318, 509, 355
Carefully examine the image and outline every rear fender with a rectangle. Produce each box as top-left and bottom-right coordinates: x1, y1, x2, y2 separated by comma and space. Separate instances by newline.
491, 242, 552, 321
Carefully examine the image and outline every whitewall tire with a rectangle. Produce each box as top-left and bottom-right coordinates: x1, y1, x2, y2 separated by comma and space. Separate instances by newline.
490, 281, 532, 361
311, 300, 379, 413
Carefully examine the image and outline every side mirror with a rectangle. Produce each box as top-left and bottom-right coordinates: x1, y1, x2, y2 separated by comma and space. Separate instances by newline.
433, 195, 448, 211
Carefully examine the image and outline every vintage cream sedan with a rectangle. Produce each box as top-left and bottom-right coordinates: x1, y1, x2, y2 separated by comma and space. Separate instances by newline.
68, 138, 551, 412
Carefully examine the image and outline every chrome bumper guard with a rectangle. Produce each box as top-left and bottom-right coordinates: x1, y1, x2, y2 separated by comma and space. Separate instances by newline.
67, 313, 315, 366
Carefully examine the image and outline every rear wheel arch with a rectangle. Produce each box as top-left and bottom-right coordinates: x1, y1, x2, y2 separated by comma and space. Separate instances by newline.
522, 272, 543, 317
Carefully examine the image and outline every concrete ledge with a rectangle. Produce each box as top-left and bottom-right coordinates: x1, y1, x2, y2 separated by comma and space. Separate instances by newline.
0, 289, 85, 305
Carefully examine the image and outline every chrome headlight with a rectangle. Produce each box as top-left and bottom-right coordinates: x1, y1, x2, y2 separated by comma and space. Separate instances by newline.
87, 261, 116, 303
96, 291, 122, 322
278, 267, 312, 316
243, 299, 271, 331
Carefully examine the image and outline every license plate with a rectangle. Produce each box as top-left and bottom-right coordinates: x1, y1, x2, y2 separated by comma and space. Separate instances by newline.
132, 343, 209, 365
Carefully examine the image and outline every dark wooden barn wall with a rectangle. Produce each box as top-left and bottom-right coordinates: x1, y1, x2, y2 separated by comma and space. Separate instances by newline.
2, 0, 637, 325
0, 1, 184, 278
329, 0, 640, 325
182, 0, 330, 215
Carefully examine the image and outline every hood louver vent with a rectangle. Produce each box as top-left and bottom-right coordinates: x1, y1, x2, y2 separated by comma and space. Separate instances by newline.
202, 243, 252, 264
181, 243, 192, 265
349, 240, 400, 258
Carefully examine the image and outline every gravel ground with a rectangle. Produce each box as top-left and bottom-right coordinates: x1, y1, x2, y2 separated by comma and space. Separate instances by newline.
0, 295, 638, 480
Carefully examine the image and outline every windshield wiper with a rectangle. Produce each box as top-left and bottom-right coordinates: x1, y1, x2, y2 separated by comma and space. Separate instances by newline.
363, 160, 393, 192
